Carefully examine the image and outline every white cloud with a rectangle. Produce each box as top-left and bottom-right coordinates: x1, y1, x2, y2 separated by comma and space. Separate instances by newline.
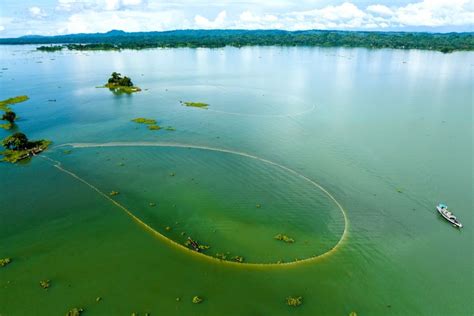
240, 11, 278, 23
29, 6, 47, 18
194, 10, 227, 29
2, 0, 473, 37
57, 0, 144, 12
60, 9, 187, 34
366, 4, 393, 16
122, 0, 142, 5
392, 0, 474, 26
275, 0, 474, 30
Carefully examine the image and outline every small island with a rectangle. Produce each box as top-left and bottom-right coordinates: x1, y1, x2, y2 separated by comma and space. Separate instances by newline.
0, 95, 29, 112
36, 45, 64, 52
1, 111, 16, 130
1, 132, 51, 163
0, 95, 28, 130
131, 117, 161, 130
180, 101, 209, 109
103, 72, 141, 94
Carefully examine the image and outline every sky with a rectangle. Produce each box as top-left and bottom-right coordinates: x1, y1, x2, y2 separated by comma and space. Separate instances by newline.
0, 0, 473, 38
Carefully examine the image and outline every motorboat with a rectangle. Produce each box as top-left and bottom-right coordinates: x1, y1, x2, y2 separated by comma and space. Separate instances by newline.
436, 203, 463, 228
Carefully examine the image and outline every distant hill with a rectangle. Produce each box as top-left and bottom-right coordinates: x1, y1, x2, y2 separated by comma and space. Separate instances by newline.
1, 29, 472, 53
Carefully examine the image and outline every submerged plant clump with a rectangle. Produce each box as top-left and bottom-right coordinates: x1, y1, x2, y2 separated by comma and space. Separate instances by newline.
132, 118, 157, 125
132, 118, 166, 132
66, 307, 84, 316
192, 296, 203, 304
198, 244, 210, 251
274, 234, 295, 243
0, 257, 12, 267
215, 253, 227, 260
40, 280, 51, 289
109, 191, 120, 196
148, 124, 161, 130
286, 296, 303, 307
181, 101, 209, 109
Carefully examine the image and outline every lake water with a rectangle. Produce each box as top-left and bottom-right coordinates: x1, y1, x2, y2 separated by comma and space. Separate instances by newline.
0, 45, 472, 315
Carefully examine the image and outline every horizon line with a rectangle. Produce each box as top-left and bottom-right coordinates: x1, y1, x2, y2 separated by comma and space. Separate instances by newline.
1, 28, 474, 40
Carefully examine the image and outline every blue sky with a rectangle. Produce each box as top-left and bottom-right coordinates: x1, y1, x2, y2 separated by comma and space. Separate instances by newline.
0, 0, 473, 37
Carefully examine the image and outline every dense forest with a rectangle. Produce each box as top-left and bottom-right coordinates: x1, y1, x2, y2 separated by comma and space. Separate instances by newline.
2, 30, 472, 53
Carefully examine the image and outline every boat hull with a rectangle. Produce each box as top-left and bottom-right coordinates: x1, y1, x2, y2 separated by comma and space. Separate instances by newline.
436, 206, 463, 228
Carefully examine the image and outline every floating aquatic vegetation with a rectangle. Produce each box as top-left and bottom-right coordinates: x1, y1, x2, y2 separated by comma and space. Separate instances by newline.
192, 296, 203, 304
181, 101, 209, 109
165, 226, 171, 231
165, 126, 176, 131
0, 123, 13, 130
349, 312, 357, 316
198, 244, 210, 251
40, 280, 50, 289
109, 191, 120, 196
149, 202, 156, 207
176, 297, 181, 302
397, 188, 403, 193
63, 150, 72, 154
256, 204, 261, 208
148, 124, 161, 130
169, 172, 175, 176
215, 253, 227, 260
132, 118, 156, 125
274, 234, 295, 243
180, 232, 186, 236
232, 256, 244, 263
286, 296, 303, 307
96, 297, 102, 302
0, 95, 29, 112
66, 308, 84, 316
0, 258, 11, 267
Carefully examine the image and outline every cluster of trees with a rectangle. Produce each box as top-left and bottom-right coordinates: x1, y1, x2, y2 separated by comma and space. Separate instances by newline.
2, 132, 30, 150
66, 43, 119, 51
1, 111, 16, 124
36, 45, 64, 52
107, 72, 133, 87
1, 131, 49, 163
3, 30, 472, 53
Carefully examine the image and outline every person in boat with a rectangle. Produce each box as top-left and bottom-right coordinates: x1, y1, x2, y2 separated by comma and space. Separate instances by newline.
187, 237, 200, 252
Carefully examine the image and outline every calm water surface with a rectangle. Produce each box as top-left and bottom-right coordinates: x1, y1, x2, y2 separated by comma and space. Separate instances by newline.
0, 45, 472, 315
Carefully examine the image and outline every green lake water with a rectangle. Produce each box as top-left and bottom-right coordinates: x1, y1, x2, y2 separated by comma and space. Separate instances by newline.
0, 45, 472, 315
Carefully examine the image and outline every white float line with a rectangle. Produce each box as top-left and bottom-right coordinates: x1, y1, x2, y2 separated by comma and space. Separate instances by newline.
46, 142, 349, 269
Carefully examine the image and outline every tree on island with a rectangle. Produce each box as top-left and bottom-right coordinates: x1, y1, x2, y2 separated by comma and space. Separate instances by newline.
2, 132, 29, 150
1, 111, 16, 124
107, 72, 133, 87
